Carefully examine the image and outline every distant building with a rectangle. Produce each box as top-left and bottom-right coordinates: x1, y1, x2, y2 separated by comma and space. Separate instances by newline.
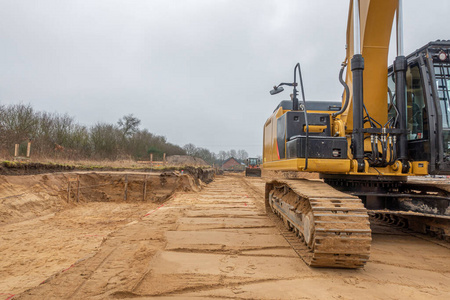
222, 157, 245, 171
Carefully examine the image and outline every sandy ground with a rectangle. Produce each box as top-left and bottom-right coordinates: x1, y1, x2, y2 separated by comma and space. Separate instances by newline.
1, 173, 449, 299
0, 202, 155, 296
0, 171, 202, 299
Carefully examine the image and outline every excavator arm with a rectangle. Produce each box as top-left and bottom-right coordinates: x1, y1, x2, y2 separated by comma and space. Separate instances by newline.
341, 0, 398, 129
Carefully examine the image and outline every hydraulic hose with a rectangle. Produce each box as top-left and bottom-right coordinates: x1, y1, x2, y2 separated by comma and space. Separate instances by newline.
332, 61, 350, 117
294, 63, 309, 170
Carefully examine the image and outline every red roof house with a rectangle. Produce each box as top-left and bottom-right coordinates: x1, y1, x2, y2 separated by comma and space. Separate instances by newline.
222, 157, 245, 171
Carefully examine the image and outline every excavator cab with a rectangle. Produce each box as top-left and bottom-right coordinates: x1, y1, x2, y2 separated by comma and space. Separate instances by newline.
388, 40, 450, 175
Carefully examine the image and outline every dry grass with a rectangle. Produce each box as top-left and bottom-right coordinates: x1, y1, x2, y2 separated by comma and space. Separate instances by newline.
40, 158, 142, 169
0, 156, 210, 171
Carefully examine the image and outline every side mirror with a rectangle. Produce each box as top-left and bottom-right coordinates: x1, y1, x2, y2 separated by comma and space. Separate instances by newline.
270, 86, 284, 95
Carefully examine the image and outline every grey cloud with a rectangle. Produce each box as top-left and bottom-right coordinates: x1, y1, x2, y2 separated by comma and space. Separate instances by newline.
0, 0, 447, 156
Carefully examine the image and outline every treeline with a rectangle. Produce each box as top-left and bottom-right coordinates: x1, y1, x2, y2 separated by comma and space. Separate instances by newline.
0, 104, 185, 160
183, 143, 251, 165
0, 103, 258, 165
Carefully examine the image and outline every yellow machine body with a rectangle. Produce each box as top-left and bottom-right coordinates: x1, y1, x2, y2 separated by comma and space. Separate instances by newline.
263, 0, 430, 177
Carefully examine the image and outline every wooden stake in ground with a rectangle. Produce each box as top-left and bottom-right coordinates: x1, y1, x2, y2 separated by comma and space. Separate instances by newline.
67, 177, 79, 202
76, 176, 80, 202
26, 141, 31, 158
14, 144, 19, 157
67, 180, 71, 202
143, 174, 147, 201
124, 174, 128, 201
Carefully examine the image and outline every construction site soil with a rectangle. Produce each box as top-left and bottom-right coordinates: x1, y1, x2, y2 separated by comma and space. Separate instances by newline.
0, 170, 449, 300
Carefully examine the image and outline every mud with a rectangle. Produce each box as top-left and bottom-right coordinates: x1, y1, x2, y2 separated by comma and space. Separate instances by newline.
1, 173, 449, 299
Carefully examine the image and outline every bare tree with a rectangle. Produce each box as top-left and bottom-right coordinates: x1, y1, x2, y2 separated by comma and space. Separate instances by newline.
218, 150, 227, 161
0, 103, 37, 144
183, 143, 197, 156
90, 123, 121, 159
237, 149, 249, 161
195, 147, 215, 165
118, 114, 141, 137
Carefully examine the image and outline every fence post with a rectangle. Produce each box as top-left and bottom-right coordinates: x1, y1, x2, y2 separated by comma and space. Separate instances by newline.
163, 153, 166, 165
26, 141, 31, 158
124, 174, 128, 201
14, 144, 19, 157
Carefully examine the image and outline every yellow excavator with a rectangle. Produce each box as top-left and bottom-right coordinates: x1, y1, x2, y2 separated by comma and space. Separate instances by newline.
263, 0, 450, 268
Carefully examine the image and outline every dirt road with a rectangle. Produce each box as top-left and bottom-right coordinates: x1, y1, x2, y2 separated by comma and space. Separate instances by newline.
3, 173, 450, 299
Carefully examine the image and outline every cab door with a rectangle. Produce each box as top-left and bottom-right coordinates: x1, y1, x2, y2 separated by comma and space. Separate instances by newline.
431, 61, 450, 174
405, 64, 430, 162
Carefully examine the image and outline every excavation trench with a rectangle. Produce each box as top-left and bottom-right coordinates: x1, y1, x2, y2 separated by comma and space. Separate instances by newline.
0, 170, 212, 297
2, 173, 450, 300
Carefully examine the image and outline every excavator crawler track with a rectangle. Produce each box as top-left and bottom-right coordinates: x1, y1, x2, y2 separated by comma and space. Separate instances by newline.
265, 179, 371, 268
369, 211, 450, 242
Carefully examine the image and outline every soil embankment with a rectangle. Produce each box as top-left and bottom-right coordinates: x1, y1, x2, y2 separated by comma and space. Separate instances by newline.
0, 169, 213, 297
0, 161, 75, 176
0, 161, 216, 180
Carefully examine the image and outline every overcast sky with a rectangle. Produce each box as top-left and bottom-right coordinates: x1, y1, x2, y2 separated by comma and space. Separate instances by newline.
0, 0, 448, 157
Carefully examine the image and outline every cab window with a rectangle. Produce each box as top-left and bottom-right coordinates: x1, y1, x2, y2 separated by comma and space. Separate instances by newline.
406, 65, 426, 140
434, 64, 450, 129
